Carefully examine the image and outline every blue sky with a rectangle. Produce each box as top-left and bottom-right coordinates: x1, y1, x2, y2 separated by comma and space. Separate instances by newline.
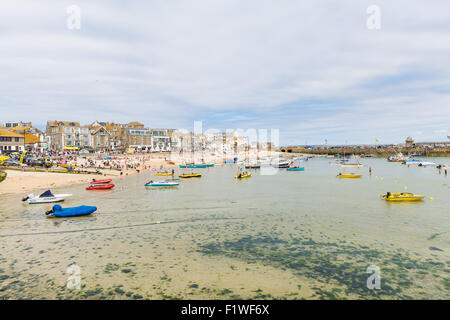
0, 0, 449, 145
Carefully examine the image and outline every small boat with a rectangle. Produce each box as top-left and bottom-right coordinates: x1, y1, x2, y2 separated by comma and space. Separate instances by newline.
145, 181, 179, 187
387, 153, 409, 162
272, 161, 290, 168
235, 172, 252, 179
340, 163, 363, 168
154, 172, 174, 176
179, 173, 202, 178
402, 159, 421, 165
86, 184, 115, 190
417, 162, 436, 167
205, 164, 215, 167
90, 179, 113, 184
23, 190, 72, 204
245, 164, 261, 169
287, 167, 305, 171
380, 192, 424, 202
337, 173, 362, 179
45, 204, 97, 217
179, 164, 208, 168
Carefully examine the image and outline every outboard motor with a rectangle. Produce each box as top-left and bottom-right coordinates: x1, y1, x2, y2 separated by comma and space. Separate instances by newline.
22, 193, 33, 202
45, 204, 62, 215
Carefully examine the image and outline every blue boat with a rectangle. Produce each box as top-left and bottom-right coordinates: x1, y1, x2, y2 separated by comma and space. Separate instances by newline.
46, 204, 97, 217
287, 167, 305, 171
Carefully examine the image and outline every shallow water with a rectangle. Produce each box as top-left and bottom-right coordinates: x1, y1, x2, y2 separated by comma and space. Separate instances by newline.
0, 158, 449, 299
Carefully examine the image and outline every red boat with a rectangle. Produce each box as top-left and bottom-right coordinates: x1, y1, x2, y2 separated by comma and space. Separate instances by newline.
90, 179, 112, 185
86, 184, 115, 190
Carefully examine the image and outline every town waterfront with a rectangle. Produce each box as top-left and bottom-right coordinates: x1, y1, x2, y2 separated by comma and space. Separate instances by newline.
0, 157, 448, 299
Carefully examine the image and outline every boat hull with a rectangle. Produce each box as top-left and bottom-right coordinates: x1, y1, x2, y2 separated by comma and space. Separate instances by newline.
52, 205, 97, 217
235, 172, 252, 179
29, 198, 65, 204
90, 179, 112, 185
287, 167, 305, 171
337, 174, 362, 179
145, 182, 179, 187
381, 193, 424, 202
27, 193, 72, 204
86, 184, 115, 190
179, 164, 208, 168
179, 174, 202, 178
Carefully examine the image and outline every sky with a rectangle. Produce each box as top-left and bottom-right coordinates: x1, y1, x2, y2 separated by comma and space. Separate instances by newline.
0, 0, 449, 146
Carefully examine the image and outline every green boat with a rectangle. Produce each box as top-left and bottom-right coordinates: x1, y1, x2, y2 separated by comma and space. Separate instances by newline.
179, 164, 208, 168
286, 167, 305, 171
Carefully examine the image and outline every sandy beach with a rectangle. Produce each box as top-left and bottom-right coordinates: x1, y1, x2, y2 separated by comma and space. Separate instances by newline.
0, 151, 277, 195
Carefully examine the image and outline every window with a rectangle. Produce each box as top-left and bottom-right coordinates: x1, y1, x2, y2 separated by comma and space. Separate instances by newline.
15, 137, 19, 142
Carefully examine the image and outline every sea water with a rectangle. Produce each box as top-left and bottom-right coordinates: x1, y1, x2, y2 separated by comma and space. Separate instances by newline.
0, 158, 448, 299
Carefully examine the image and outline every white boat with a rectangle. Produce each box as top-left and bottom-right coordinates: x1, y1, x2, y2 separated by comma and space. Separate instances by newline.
340, 163, 363, 168
23, 190, 72, 204
340, 155, 363, 168
145, 180, 179, 187
417, 162, 436, 167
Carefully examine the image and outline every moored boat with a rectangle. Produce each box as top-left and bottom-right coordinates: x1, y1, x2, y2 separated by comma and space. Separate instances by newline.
337, 173, 362, 179
245, 164, 261, 169
380, 192, 424, 202
402, 159, 421, 165
154, 172, 174, 176
86, 184, 115, 190
23, 190, 72, 204
145, 180, 179, 187
235, 171, 252, 179
417, 162, 436, 167
45, 204, 97, 217
387, 153, 409, 162
179, 164, 208, 168
179, 173, 202, 178
286, 167, 305, 171
90, 179, 113, 184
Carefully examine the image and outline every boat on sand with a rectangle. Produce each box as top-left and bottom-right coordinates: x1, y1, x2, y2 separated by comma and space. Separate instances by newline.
23, 190, 72, 204
45, 204, 97, 217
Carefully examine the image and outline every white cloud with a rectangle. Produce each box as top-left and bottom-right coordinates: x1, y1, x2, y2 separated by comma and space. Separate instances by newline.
0, 0, 449, 143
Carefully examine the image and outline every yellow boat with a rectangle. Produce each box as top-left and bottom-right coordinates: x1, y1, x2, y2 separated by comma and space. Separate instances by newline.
179, 173, 202, 178
155, 172, 174, 176
337, 173, 362, 179
380, 192, 425, 202
235, 171, 252, 179
58, 164, 79, 169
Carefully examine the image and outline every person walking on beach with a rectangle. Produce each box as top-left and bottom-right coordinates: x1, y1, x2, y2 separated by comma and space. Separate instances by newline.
369, 167, 372, 175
